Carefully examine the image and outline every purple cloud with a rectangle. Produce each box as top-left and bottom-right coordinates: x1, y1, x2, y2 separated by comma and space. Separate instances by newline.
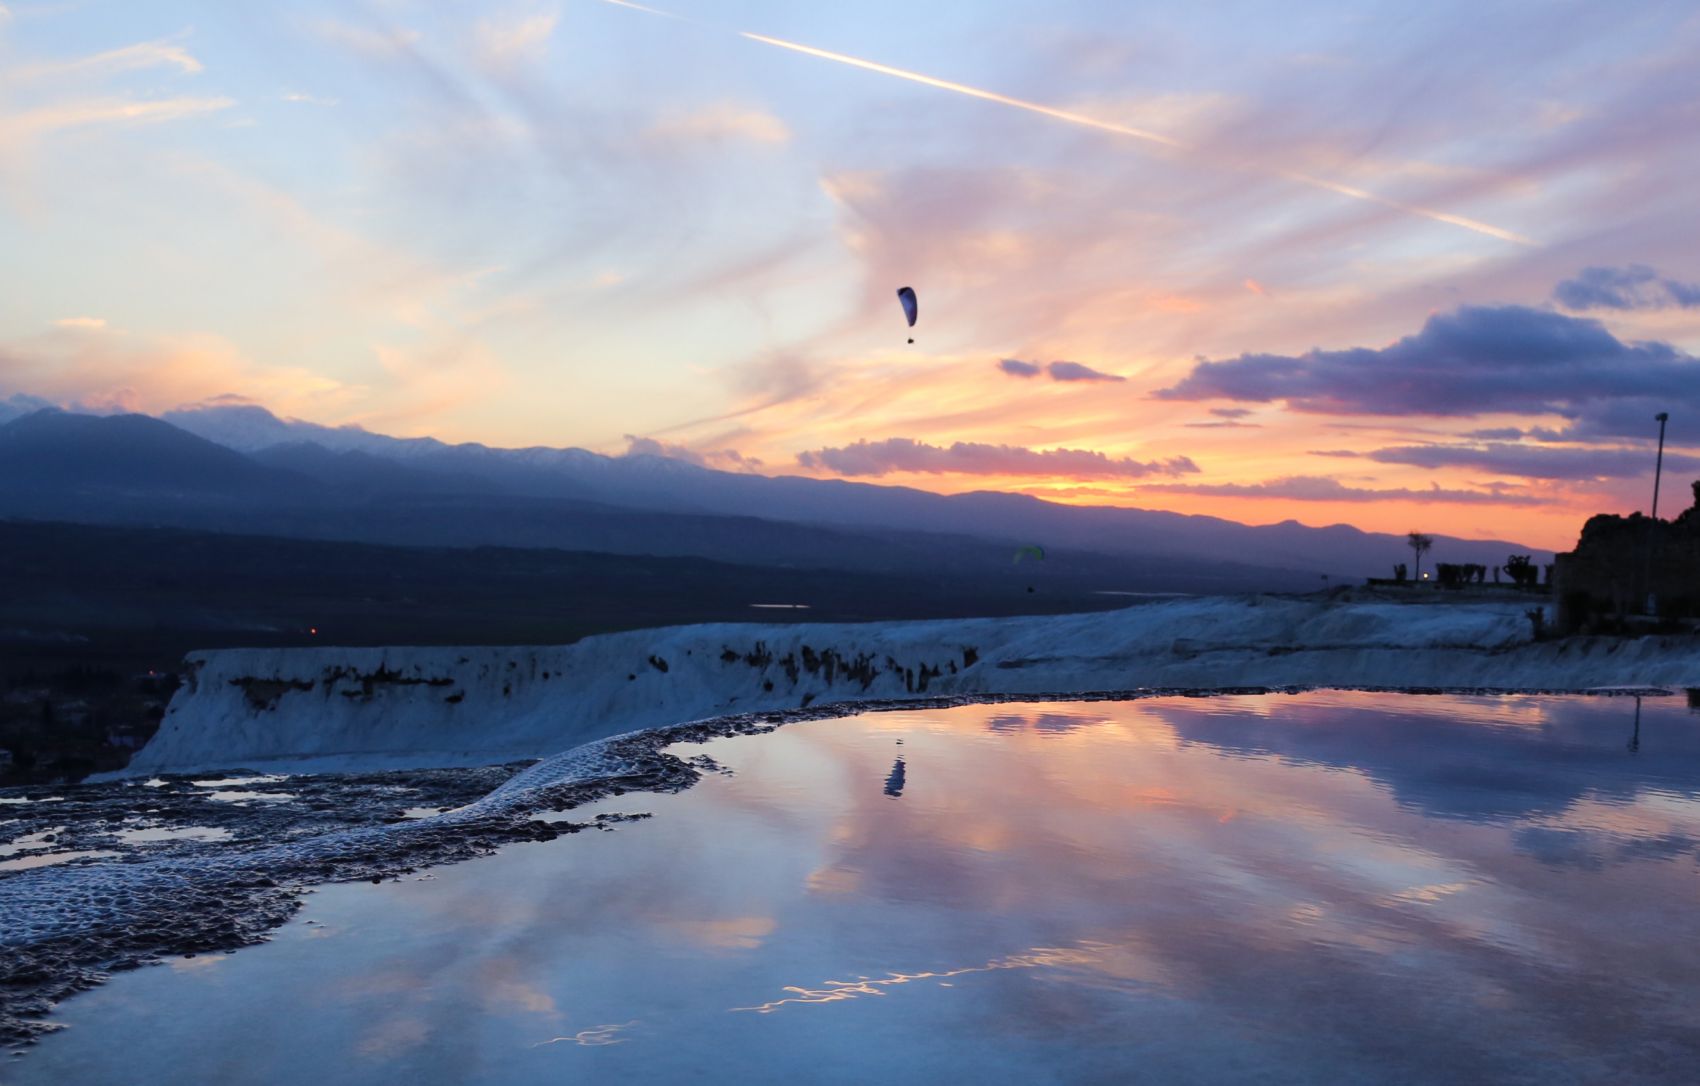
996, 358, 1125, 382
622, 434, 762, 471
1145, 475, 1542, 505
1186, 405, 1260, 429
1154, 304, 1700, 439
1047, 360, 1125, 382
797, 438, 1198, 478
1347, 442, 1700, 482
1554, 265, 1700, 311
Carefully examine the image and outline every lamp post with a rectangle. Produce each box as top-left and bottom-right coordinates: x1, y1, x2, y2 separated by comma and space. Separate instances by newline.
1645, 412, 1670, 618
1652, 412, 1669, 519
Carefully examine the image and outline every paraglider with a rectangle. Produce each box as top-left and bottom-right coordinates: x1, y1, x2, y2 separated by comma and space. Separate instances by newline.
896, 286, 917, 343
1012, 544, 1045, 564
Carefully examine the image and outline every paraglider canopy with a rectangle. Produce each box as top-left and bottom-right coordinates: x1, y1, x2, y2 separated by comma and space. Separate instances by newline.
896, 286, 917, 342
1012, 544, 1045, 564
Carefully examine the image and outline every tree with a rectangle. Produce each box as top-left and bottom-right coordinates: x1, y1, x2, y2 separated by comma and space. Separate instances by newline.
1503, 554, 1539, 589
1407, 532, 1434, 582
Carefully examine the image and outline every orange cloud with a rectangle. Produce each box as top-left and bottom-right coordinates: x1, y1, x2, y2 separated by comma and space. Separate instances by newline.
0, 326, 352, 419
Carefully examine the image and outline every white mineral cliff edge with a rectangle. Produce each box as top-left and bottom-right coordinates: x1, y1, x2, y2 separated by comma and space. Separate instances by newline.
117, 596, 1700, 776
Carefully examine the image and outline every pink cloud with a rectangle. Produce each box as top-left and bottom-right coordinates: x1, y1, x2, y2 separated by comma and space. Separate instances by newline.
798, 437, 1198, 478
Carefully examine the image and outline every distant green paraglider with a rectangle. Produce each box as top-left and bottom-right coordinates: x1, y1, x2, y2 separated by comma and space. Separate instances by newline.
1012, 544, 1045, 564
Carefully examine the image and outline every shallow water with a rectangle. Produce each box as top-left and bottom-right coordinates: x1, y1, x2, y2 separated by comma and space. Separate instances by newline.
0, 849, 121, 872
16, 692, 1700, 1084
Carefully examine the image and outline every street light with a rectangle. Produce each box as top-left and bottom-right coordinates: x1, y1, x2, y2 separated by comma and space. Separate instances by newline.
1646, 412, 1671, 618
1652, 412, 1670, 520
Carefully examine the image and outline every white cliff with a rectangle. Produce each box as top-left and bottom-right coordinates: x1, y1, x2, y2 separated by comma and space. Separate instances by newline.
120, 596, 1700, 776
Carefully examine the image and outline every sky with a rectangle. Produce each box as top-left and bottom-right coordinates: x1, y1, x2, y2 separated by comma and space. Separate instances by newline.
2, 1, 1699, 549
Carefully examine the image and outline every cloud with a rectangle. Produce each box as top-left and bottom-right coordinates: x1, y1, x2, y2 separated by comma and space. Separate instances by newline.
281, 92, 338, 107
1047, 360, 1125, 382
1154, 304, 1700, 438
0, 96, 237, 148
9, 38, 205, 82
474, 12, 559, 68
638, 351, 828, 440
622, 434, 762, 471
54, 316, 106, 330
730, 352, 823, 405
0, 329, 352, 423
351, 339, 509, 434
0, 392, 57, 424
1243, 278, 1269, 296
797, 437, 1199, 478
309, 20, 423, 59
1146, 475, 1543, 505
1210, 407, 1253, 418
995, 358, 1125, 382
623, 435, 704, 464
1553, 265, 1700, 312
644, 103, 790, 146
1341, 442, 1700, 482
739, 27, 1530, 246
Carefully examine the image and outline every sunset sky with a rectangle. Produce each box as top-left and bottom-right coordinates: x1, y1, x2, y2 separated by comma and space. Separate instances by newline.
4, 1, 1700, 549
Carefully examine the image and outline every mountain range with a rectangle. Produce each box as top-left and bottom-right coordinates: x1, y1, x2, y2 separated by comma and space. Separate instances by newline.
0, 403, 1553, 591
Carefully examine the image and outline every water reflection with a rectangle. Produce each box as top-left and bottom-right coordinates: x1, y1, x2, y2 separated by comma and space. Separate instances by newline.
883, 758, 906, 798
19, 692, 1700, 1084
985, 711, 1110, 735
1143, 692, 1700, 823
732, 942, 1110, 1014
533, 1021, 637, 1047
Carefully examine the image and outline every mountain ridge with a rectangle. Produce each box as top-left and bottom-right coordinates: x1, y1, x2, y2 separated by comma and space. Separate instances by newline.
1, 405, 1553, 584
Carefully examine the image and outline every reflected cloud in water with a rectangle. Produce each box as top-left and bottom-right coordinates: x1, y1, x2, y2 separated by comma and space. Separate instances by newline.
985, 711, 1113, 735
732, 942, 1110, 1013
19, 691, 1700, 1084
533, 1021, 638, 1048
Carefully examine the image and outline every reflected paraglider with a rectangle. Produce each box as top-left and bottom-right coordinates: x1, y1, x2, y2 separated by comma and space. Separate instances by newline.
884, 757, 907, 798
896, 286, 917, 343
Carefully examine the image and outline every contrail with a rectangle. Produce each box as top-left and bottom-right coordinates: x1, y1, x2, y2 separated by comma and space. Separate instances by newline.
741, 32, 1183, 152
595, 0, 696, 22
598, 2, 1534, 246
